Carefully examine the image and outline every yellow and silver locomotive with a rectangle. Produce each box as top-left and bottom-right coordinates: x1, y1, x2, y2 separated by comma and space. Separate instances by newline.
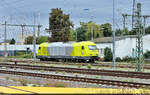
37, 41, 99, 62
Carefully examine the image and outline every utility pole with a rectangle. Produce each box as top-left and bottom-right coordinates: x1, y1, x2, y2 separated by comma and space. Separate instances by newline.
1, 22, 42, 64
112, 0, 116, 70
122, 14, 126, 36
90, 15, 94, 41
76, 30, 77, 41
21, 25, 25, 41
122, 3, 150, 71
91, 23, 93, 41
4, 21, 7, 58
33, 13, 36, 64
143, 16, 146, 35
132, 0, 137, 29
37, 12, 41, 37
1, 23, 42, 43
143, 16, 150, 35
136, 3, 143, 72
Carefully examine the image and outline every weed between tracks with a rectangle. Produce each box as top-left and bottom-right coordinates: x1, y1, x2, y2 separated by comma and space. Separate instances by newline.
87, 64, 92, 69
18, 78, 28, 86
44, 80, 67, 87
5, 76, 9, 80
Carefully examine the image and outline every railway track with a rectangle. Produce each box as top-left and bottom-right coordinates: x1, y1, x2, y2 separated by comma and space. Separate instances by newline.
5, 59, 150, 69
0, 69, 150, 88
0, 63, 150, 79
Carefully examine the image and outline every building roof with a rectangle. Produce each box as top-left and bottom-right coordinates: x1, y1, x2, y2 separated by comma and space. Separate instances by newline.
93, 35, 137, 43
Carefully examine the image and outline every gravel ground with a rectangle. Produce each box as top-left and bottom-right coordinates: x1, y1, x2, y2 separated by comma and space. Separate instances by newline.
0, 67, 150, 88
0, 73, 124, 88
8, 68, 150, 84
1, 61, 150, 72
0, 58, 149, 88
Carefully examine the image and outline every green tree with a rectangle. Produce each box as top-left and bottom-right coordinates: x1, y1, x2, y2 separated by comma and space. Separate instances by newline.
38, 36, 49, 44
115, 29, 122, 36
129, 28, 136, 35
145, 26, 150, 34
104, 47, 112, 62
124, 27, 129, 35
86, 21, 103, 40
24, 36, 39, 44
76, 26, 87, 42
10, 38, 16, 44
115, 28, 129, 36
48, 8, 73, 42
75, 22, 103, 41
144, 50, 150, 59
69, 29, 76, 41
101, 23, 112, 37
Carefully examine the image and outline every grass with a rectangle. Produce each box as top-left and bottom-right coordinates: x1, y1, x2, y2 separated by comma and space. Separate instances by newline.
32, 84, 38, 87
96, 66, 99, 69
44, 80, 67, 87
61, 71, 66, 75
19, 79, 28, 86
55, 82, 67, 87
7, 53, 33, 59
124, 80, 129, 82
95, 76, 99, 79
5, 76, 9, 80
77, 65, 82, 69
12, 78, 17, 82
55, 71, 59, 74
87, 64, 92, 69
40, 70, 45, 73
49, 64, 54, 67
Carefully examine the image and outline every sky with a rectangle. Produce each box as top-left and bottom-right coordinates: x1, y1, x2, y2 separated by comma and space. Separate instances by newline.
0, 0, 150, 42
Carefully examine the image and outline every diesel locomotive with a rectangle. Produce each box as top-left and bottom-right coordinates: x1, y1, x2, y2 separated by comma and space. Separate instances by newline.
37, 41, 99, 62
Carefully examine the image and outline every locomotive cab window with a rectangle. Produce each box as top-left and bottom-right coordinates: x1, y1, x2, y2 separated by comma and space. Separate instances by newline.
88, 45, 97, 50
39, 47, 41, 50
82, 46, 84, 50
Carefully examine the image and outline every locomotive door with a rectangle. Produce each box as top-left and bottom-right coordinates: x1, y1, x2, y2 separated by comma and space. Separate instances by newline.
81, 46, 84, 56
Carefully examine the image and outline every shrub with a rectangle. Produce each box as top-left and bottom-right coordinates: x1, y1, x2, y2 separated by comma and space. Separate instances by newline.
78, 65, 82, 69
99, 57, 104, 61
19, 79, 28, 86
61, 71, 66, 75
40, 70, 45, 73
23, 53, 33, 58
12, 78, 17, 82
116, 57, 122, 62
5, 76, 9, 80
144, 51, 150, 59
16, 52, 25, 56
87, 64, 92, 69
122, 56, 136, 62
104, 47, 112, 62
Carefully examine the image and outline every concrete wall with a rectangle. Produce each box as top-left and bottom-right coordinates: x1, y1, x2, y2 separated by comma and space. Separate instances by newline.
96, 35, 150, 59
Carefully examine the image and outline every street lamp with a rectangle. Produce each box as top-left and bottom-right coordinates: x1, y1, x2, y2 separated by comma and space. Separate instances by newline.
83, 8, 94, 41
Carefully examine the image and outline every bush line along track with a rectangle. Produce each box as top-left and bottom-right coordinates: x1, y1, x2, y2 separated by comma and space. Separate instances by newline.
6, 59, 150, 69
1, 63, 150, 79
0, 69, 150, 88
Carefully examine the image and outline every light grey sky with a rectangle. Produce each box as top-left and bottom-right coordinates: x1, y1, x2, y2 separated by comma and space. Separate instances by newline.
0, 0, 150, 41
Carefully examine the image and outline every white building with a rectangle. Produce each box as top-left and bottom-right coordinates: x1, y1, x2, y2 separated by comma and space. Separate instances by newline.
94, 34, 150, 59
